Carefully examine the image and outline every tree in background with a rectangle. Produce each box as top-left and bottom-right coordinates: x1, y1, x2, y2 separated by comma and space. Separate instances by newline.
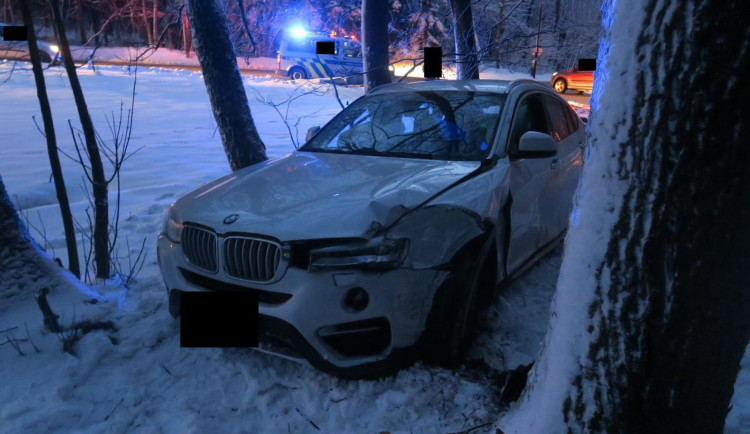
2, 1, 601, 75
50, 0, 111, 279
501, 0, 750, 431
20, 2, 80, 278
447, 0, 478, 79
390, 0, 446, 58
361, 0, 391, 91
186, 0, 267, 171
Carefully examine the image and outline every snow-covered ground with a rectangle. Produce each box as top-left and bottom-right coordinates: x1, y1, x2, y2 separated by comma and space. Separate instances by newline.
0, 58, 745, 433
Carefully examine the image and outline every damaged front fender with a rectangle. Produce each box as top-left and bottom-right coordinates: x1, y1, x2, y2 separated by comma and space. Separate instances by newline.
387, 205, 487, 269
386, 166, 511, 272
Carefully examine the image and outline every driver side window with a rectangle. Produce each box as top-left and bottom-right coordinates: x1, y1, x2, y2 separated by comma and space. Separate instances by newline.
507, 94, 550, 154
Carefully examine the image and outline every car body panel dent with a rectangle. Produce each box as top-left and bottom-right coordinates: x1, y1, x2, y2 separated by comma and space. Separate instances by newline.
388, 205, 486, 270
370, 167, 510, 272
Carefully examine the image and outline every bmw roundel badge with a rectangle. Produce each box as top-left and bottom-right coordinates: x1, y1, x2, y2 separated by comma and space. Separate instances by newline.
223, 214, 239, 225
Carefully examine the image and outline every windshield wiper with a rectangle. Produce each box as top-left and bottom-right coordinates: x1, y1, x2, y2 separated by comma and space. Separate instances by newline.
376, 151, 434, 159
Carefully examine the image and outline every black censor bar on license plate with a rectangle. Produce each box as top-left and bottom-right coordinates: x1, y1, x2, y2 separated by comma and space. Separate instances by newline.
180, 292, 259, 348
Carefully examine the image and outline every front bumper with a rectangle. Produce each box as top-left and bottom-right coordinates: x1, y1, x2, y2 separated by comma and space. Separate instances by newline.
157, 234, 448, 370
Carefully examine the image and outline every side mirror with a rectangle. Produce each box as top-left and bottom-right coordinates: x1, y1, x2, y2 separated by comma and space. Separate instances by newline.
306, 125, 321, 142
517, 131, 557, 158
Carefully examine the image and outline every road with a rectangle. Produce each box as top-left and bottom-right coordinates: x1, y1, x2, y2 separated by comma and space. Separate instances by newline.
557, 91, 591, 106
90, 59, 278, 77
91, 59, 592, 106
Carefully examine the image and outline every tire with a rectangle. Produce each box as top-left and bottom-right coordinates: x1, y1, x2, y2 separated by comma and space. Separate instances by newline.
38, 51, 52, 64
289, 67, 308, 80
420, 244, 495, 367
553, 78, 567, 94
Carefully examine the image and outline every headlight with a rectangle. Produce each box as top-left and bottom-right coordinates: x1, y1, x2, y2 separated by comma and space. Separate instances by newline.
49, 44, 59, 53
552, 71, 558, 76
161, 205, 183, 243
309, 237, 408, 270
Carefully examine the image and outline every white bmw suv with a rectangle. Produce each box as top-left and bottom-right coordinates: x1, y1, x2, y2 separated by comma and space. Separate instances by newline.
158, 79, 586, 377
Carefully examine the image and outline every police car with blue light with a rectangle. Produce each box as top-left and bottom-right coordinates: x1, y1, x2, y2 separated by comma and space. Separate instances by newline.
277, 25, 364, 84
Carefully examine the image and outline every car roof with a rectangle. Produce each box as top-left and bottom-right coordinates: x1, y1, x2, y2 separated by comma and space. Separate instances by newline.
367, 79, 550, 95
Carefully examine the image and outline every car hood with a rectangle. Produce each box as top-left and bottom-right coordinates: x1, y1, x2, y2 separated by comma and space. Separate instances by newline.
174, 151, 481, 241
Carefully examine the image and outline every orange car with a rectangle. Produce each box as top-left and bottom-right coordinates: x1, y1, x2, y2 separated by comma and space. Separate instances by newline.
551, 59, 596, 94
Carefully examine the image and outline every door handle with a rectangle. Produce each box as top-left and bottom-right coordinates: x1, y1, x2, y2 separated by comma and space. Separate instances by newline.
579, 142, 585, 149
551, 158, 560, 169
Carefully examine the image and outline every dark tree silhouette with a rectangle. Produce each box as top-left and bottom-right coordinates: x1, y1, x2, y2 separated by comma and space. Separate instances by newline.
361, 0, 391, 92
502, 0, 750, 432
20, 2, 80, 278
185, 0, 267, 171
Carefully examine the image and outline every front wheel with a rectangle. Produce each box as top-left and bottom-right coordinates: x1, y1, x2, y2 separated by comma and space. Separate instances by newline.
420, 247, 494, 367
288, 67, 308, 80
553, 78, 567, 94
38, 51, 52, 63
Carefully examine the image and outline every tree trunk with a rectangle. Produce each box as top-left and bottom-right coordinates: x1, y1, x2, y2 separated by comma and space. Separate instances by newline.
151, 0, 159, 44
142, 0, 153, 44
50, 0, 110, 279
4, 0, 15, 23
20, 2, 80, 279
501, 0, 750, 432
0, 175, 54, 301
76, 0, 87, 45
421, 0, 431, 48
0, 178, 24, 247
90, 9, 101, 45
492, 1, 506, 68
182, 10, 191, 57
152, 0, 157, 45
448, 0, 479, 79
185, 0, 267, 171
361, 0, 392, 92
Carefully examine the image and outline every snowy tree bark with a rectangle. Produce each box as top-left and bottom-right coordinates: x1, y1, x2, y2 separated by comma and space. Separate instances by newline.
501, 0, 750, 432
448, 0, 479, 79
361, 0, 391, 92
21, 1, 80, 279
491, 1, 506, 69
0, 175, 32, 267
0, 175, 47, 300
186, 0, 267, 171
50, 0, 110, 279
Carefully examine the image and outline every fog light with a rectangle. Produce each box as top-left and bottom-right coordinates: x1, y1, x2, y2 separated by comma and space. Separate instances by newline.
343, 287, 368, 312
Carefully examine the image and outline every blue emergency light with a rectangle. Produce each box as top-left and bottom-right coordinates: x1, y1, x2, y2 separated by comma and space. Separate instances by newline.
289, 25, 307, 40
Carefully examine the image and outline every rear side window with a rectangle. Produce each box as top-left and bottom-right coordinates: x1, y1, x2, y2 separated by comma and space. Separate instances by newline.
563, 102, 581, 133
543, 95, 572, 142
